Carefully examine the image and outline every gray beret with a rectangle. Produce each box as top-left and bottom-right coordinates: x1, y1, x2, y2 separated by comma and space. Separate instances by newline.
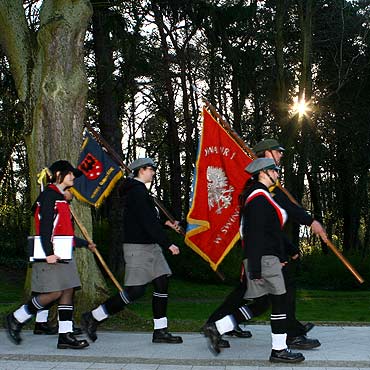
128, 157, 157, 171
245, 158, 280, 175
253, 138, 285, 155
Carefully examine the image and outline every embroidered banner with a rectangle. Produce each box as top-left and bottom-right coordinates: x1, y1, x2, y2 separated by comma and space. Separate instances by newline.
71, 131, 123, 207
185, 107, 253, 270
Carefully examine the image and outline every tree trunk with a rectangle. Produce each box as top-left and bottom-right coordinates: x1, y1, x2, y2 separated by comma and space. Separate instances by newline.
0, 0, 109, 311
152, 3, 182, 218
91, 3, 125, 276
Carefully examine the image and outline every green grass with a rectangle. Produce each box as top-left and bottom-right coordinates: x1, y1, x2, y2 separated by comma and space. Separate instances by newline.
1, 268, 370, 332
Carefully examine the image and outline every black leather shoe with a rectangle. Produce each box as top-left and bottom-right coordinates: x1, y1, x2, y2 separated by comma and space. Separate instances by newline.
33, 322, 58, 335
152, 328, 183, 343
80, 312, 99, 342
226, 325, 252, 338
287, 335, 321, 349
4, 314, 24, 345
57, 332, 89, 349
270, 348, 305, 363
218, 338, 230, 348
203, 322, 221, 355
304, 322, 315, 334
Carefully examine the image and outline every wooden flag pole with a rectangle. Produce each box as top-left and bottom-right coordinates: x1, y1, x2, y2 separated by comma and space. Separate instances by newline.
203, 99, 364, 284
84, 123, 180, 227
84, 123, 225, 280
70, 207, 124, 292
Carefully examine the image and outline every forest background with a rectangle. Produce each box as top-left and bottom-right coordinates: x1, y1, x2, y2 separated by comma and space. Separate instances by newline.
0, 0, 369, 311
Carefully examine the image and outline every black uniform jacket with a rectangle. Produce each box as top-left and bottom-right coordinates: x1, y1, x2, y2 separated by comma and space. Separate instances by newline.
272, 185, 314, 257
241, 182, 287, 277
32, 185, 87, 257
120, 178, 172, 249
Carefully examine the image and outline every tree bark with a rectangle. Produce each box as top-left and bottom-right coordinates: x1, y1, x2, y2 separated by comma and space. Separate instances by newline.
0, 0, 109, 310
152, 2, 182, 218
91, 3, 125, 276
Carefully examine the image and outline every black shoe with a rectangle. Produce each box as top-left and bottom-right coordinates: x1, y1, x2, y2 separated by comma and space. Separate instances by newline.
287, 335, 321, 349
270, 348, 305, 363
152, 328, 183, 344
33, 322, 58, 335
57, 332, 89, 349
203, 322, 221, 355
304, 322, 315, 334
4, 314, 24, 345
80, 312, 99, 342
226, 325, 252, 338
218, 338, 230, 348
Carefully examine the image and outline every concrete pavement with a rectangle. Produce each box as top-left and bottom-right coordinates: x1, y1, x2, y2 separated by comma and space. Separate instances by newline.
1, 324, 370, 369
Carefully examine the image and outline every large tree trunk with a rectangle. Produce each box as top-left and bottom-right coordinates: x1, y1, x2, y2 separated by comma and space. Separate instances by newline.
0, 0, 109, 311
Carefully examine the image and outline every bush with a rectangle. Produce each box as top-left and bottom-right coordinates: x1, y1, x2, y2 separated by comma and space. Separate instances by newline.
297, 247, 370, 290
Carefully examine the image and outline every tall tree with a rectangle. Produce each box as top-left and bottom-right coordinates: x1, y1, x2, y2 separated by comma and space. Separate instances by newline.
91, 0, 126, 275
0, 0, 108, 308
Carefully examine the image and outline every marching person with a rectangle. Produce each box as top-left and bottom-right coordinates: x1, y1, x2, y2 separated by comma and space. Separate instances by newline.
204, 138, 325, 350
4, 160, 95, 349
253, 138, 326, 349
81, 157, 183, 344
203, 158, 304, 363
32, 189, 83, 337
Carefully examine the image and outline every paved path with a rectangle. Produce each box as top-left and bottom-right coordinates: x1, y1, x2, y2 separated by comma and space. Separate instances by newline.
1, 324, 370, 369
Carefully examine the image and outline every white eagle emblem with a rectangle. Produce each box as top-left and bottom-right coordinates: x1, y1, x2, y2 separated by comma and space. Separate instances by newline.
207, 166, 234, 214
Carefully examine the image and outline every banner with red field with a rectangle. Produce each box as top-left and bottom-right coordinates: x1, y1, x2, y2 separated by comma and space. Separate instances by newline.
185, 107, 253, 271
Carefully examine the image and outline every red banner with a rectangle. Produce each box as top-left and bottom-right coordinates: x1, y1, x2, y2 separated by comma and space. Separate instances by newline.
185, 107, 253, 270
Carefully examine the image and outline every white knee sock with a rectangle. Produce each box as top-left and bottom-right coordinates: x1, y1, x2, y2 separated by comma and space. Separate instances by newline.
14, 305, 33, 323
92, 305, 109, 321
271, 333, 287, 350
153, 317, 167, 330
36, 309, 49, 323
215, 315, 235, 335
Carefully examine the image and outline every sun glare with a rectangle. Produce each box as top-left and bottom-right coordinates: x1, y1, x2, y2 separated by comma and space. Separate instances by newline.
291, 93, 311, 120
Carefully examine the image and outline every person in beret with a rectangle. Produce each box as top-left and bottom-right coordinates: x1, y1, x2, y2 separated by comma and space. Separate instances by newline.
203, 158, 304, 363
205, 138, 325, 350
4, 160, 95, 349
81, 157, 183, 344
253, 138, 326, 349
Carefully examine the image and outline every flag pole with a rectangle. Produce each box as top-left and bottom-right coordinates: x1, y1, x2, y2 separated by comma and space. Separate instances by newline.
203, 99, 301, 204
84, 123, 180, 227
70, 207, 124, 292
203, 99, 364, 284
84, 123, 225, 280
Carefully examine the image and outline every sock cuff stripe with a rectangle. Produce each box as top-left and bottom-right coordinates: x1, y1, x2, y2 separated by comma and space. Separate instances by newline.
119, 291, 131, 304
271, 315, 287, 320
239, 306, 252, 320
58, 305, 73, 310
153, 292, 168, 298
32, 297, 44, 310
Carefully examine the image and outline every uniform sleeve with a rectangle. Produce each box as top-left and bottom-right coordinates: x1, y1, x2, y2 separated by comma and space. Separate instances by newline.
38, 191, 57, 256
128, 185, 172, 249
74, 236, 89, 248
244, 196, 271, 278
273, 187, 313, 226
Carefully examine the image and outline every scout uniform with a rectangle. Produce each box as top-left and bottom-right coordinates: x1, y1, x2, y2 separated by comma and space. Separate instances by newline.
81, 158, 182, 345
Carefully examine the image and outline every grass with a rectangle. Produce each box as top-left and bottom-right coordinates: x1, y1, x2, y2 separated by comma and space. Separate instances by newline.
1, 266, 370, 332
